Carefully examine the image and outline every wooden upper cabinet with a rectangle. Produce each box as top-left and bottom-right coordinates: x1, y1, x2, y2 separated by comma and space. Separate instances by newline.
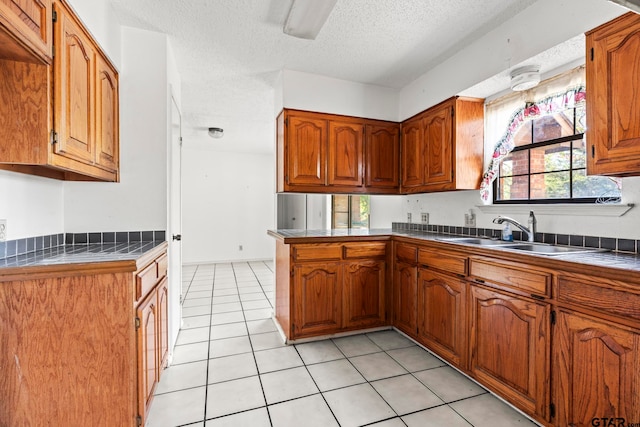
53, 2, 94, 166
423, 104, 453, 187
328, 120, 364, 187
554, 309, 640, 426
400, 118, 423, 188
469, 285, 550, 422
95, 53, 119, 173
365, 123, 399, 189
587, 12, 640, 176
0, 0, 52, 63
400, 97, 484, 193
286, 114, 327, 187
276, 109, 399, 194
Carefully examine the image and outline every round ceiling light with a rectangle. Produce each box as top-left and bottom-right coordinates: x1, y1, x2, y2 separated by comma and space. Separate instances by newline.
208, 127, 224, 139
510, 65, 541, 91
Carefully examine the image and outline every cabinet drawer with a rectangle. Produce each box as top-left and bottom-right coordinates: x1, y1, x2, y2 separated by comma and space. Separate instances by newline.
557, 275, 640, 322
293, 244, 343, 261
396, 243, 417, 264
469, 257, 551, 297
343, 242, 386, 259
156, 254, 168, 280
137, 262, 159, 300
418, 248, 467, 276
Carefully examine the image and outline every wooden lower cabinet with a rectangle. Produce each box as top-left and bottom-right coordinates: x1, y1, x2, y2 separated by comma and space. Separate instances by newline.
553, 309, 640, 426
393, 261, 418, 337
417, 268, 467, 368
469, 284, 550, 422
0, 244, 168, 426
344, 259, 386, 328
293, 262, 343, 337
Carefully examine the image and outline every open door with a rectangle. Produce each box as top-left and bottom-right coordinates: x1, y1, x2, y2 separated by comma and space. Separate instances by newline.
168, 94, 182, 358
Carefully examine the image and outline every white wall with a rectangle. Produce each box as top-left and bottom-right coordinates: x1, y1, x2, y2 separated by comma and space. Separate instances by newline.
64, 27, 169, 233
281, 69, 399, 121
182, 149, 274, 264
399, 0, 625, 119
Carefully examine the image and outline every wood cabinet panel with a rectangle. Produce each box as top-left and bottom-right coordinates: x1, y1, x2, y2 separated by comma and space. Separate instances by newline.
137, 288, 158, 424
418, 248, 467, 276
554, 309, 640, 426
365, 123, 399, 189
343, 242, 387, 259
0, 0, 52, 63
400, 118, 423, 188
587, 12, 640, 176
395, 242, 417, 264
418, 268, 467, 367
393, 261, 418, 336
469, 257, 551, 297
469, 285, 549, 421
328, 120, 363, 186
157, 277, 169, 370
423, 105, 452, 186
94, 53, 118, 173
293, 263, 343, 336
343, 260, 386, 328
286, 114, 327, 186
293, 244, 343, 261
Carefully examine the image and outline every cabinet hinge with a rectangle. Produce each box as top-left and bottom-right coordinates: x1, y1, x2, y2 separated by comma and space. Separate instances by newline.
549, 403, 556, 418
591, 145, 595, 158
136, 415, 142, 426
551, 310, 556, 326
284, 118, 288, 126
52, 10, 57, 23
135, 317, 141, 329
451, 108, 454, 117
590, 47, 594, 61
50, 130, 58, 145
179, 136, 183, 146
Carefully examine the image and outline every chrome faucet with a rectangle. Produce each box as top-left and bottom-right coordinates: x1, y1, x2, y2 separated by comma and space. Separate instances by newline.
493, 211, 537, 242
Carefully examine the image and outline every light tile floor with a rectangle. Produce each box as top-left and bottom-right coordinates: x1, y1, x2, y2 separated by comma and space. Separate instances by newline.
146, 261, 539, 427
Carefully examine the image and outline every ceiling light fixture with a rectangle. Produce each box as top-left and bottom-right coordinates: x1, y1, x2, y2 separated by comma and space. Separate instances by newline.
283, 0, 337, 40
510, 65, 541, 91
208, 127, 224, 139
608, 0, 640, 13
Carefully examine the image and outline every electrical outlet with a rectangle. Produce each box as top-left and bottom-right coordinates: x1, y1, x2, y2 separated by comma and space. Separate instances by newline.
0, 219, 6, 242
421, 213, 429, 224
464, 210, 476, 227
407, 213, 412, 223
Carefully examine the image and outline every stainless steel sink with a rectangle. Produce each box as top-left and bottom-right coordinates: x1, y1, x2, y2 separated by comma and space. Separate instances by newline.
435, 237, 512, 246
498, 243, 606, 256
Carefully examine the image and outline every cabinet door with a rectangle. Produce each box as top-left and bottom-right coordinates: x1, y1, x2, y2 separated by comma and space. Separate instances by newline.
137, 289, 158, 424
423, 105, 453, 187
417, 268, 466, 368
554, 310, 640, 426
328, 120, 363, 186
286, 115, 326, 186
293, 262, 342, 337
393, 261, 418, 336
400, 118, 424, 188
469, 285, 549, 421
94, 53, 118, 173
157, 277, 169, 371
587, 13, 640, 176
343, 260, 386, 329
0, 0, 52, 63
365, 123, 399, 189
53, 2, 94, 165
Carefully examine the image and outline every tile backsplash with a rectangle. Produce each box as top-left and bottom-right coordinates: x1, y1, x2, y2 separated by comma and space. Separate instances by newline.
392, 222, 638, 255
0, 230, 166, 260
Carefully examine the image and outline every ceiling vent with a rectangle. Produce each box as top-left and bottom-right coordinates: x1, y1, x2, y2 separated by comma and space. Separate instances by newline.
510, 65, 541, 91
608, 0, 640, 13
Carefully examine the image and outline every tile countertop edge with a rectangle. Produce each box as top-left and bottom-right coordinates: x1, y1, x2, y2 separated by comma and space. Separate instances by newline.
268, 229, 640, 281
0, 241, 168, 281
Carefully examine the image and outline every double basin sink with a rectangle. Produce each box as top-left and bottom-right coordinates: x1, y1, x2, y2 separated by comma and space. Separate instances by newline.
435, 236, 606, 256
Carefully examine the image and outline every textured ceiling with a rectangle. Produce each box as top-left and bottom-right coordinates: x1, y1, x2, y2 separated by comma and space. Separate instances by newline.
108, 0, 563, 153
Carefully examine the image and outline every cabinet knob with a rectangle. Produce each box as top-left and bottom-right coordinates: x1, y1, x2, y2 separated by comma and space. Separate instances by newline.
172, 234, 182, 241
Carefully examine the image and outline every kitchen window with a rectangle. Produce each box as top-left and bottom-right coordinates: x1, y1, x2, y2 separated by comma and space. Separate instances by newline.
331, 195, 370, 229
481, 66, 621, 204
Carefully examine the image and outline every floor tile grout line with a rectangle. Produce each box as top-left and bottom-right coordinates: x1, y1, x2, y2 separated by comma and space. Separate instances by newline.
201, 263, 218, 423
231, 262, 274, 427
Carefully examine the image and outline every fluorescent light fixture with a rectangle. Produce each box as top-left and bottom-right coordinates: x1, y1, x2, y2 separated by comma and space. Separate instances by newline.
510, 65, 541, 91
284, 0, 337, 40
208, 127, 224, 139
608, 0, 640, 13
